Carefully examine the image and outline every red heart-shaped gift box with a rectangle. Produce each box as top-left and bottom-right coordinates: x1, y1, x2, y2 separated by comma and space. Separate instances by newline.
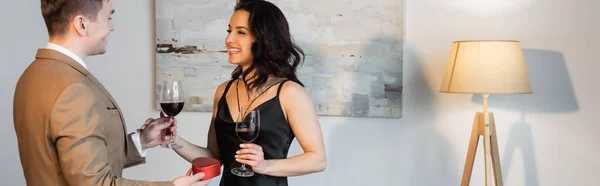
186, 157, 221, 181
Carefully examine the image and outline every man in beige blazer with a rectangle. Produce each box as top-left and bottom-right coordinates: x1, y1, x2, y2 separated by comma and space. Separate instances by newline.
13, 0, 210, 185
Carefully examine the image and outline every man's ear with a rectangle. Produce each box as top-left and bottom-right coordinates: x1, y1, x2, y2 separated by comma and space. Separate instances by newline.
73, 15, 87, 36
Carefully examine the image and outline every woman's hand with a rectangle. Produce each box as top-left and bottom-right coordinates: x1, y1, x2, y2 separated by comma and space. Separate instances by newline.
235, 143, 272, 174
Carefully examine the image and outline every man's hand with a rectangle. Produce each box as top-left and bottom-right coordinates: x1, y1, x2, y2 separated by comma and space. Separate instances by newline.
139, 116, 176, 149
173, 173, 211, 186
137, 112, 176, 133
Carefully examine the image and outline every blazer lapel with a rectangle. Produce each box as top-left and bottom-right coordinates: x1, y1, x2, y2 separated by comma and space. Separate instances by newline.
85, 74, 126, 123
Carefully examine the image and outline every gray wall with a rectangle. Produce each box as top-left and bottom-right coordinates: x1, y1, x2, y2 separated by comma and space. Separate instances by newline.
1, 0, 598, 185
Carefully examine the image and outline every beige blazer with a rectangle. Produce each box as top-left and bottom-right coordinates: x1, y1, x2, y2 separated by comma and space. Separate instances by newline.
13, 49, 173, 186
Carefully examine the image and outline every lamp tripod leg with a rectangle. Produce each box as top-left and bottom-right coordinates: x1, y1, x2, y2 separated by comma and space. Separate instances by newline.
461, 112, 504, 186
489, 113, 504, 186
484, 112, 492, 186
461, 113, 483, 186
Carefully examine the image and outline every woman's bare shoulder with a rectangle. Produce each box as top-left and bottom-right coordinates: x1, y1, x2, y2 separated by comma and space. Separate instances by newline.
214, 79, 234, 100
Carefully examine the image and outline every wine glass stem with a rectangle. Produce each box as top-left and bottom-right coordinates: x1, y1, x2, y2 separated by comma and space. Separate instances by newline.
167, 116, 175, 145
241, 164, 247, 170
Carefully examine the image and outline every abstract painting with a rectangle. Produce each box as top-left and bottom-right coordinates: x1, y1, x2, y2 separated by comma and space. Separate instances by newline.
155, 0, 403, 118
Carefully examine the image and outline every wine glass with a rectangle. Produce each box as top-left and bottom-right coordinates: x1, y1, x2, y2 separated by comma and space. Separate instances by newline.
159, 80, 184, 149
231, 107, 260, 177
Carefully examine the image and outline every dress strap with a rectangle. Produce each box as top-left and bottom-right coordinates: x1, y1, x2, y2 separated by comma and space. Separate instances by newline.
276, 79, 289, 95
221, 80, 235, 98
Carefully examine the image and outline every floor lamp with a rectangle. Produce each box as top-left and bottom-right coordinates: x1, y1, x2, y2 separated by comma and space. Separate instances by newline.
439, 40, 532, 186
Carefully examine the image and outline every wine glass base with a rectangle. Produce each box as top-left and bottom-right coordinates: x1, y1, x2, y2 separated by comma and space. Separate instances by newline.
231, 167, 254, 177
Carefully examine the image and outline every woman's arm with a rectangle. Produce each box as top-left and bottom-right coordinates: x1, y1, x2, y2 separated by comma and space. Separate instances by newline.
172, 81, 229, 162
172, 119, 217, 162
237, 81, 326, 177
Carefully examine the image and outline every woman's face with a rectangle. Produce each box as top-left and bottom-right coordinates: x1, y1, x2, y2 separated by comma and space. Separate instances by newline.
225, 10, 255, 68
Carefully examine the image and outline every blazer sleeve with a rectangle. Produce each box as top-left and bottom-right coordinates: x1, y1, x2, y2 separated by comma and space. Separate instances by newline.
125, 132, 146, 168
50, 83, 174, 186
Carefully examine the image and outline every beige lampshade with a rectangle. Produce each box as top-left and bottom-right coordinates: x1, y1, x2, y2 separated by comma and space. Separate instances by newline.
439, 40, 532, 94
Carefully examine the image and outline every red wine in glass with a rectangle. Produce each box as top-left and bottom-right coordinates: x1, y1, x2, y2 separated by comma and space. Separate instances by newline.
232, 107, 260, 177
160, 102, 184, 136
160, 102, 184, 116
159, 80, 184, 149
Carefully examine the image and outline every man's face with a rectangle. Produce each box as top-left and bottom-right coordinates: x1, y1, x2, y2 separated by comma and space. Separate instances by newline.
84, 0, 115, 56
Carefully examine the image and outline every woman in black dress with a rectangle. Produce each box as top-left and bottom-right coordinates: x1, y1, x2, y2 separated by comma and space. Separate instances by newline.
158, 0, 327, 185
